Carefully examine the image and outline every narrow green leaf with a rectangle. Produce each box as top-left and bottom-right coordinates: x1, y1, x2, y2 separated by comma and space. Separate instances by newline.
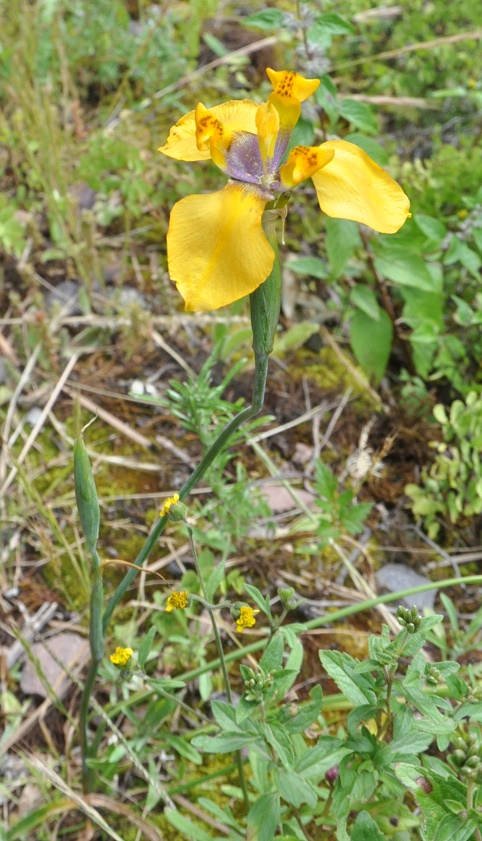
137, 626, 156, 669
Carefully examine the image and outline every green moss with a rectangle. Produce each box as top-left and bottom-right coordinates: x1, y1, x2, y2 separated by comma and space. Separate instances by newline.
295, 347, 382, 412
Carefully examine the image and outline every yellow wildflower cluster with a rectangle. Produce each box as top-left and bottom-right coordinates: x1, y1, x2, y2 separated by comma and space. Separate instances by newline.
166, 590, 189, 612
235, 606, 260, 633
109, 647, 133, 667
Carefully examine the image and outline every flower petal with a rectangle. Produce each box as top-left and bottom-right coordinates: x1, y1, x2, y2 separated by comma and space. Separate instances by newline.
159, 100, 259, 162
279, 145, 334, 188
312, 140, 410, 233
266, 69, 320, 102
167, 183, 274, 311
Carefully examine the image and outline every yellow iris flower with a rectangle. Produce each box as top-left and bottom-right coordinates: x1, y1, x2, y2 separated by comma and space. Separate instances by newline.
159, 68, 410, 312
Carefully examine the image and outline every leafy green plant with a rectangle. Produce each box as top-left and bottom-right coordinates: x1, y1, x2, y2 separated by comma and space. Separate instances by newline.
406, 391, 482, 537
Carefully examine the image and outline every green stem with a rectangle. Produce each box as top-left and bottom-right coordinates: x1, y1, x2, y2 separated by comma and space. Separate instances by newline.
79, 655, 101, 792
102, 209, 281, 632
102, 350, 269, 632
186, 524, 250, 810
80, 211, 282, 792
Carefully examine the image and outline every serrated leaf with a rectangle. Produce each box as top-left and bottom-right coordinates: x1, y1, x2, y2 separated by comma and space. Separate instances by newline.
243, 9, 284, 30
278, 768, 318, 808
265, 721, 294, 769
247, 792, 280, 841
350, 308, 393, 384
339, 99, 378, 134
350, 810, 385, 841
211, 699, 238, 731
313, 12, 355, 34
320, 650, 377, 705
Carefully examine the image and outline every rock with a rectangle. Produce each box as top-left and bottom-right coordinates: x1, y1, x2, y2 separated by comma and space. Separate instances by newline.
375, 562, 436, 612
20, 633, 87, 699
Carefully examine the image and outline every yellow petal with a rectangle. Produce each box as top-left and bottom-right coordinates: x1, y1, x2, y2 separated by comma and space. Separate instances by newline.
159, 100, 259, 162
312, 140, 410, 234
266, 68, 320, 102
167, 183, 274, 311
279, 145, 335, 188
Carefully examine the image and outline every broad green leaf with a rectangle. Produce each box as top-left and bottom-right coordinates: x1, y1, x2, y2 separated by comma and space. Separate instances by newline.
344, 133, 389, 166
211, 699, 238, 731
350, 308, 393, 384
278, 685, 323, 733
350, 286, 380, 320
313, 13, 355, 34
319, 650, 377, 705
414, 213, 447, 243
278, 768, 318, 808
243, 9, 284, 29
444, 236, 481, 278
374, 248, 435, 291
326, 217, 361, 278
265, 721, 295, 769
285, 255, 329, 279
339, 99, 378, 134
259, 633, 284, 672
350, 810, 385, 841
247, 793, 280, 841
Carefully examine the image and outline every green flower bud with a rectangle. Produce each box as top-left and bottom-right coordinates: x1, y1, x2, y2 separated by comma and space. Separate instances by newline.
74, 433, 100, 562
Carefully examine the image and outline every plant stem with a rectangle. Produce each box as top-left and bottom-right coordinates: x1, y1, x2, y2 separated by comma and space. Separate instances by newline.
80, 211, 283, 792
186, 524, 250, 810
102, 349, 269, 631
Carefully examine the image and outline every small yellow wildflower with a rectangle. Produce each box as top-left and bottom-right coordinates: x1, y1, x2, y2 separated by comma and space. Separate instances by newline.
235, 605, 260, 633
110, 647, 134, 667
165, 590, 189, 612
160, 493, 180, 517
